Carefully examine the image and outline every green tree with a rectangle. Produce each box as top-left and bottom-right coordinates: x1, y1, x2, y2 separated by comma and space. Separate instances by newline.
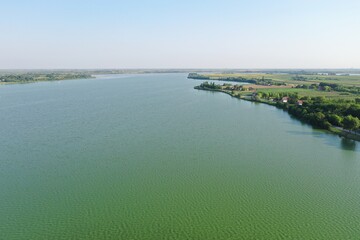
328, 114, 343, 127
342, 115, 360, 132
324, 86, 332, 92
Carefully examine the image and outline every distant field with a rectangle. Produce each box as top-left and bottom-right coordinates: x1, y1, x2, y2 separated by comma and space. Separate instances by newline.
231, 89, 355, 100
204, 73, 360, 87
249, 88, 357, 100
193, 72, 360, 100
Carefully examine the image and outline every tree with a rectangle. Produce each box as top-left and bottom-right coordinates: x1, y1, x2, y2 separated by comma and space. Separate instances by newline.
342, 115, 360, 132
328, 114, 343, 127
262, 92, 269, 99
324, 86, 332, 92
314, 96, 326, 103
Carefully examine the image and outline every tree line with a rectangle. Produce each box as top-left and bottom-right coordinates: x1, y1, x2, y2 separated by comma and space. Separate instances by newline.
279, 97, 360, 132
0, 73, 92, 83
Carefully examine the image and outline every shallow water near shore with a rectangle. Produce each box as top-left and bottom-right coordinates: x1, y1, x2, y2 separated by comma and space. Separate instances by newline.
0, 73, 359, 239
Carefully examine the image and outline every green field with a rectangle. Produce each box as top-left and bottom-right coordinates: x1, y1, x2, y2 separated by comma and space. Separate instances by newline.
191, 71, 360, 101
251, 88, 357, 100
203, 73, 360, 87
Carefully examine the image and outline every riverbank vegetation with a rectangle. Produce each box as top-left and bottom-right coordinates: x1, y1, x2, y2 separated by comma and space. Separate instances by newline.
0, 71, 93, 83
192, 71, 360, 141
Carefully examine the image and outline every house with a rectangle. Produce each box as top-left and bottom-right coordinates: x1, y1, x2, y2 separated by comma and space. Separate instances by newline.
296, 100, 303, 106
281, 97, 289, 103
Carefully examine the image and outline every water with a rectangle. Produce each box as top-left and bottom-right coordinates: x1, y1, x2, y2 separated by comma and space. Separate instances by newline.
0, 74, 359, 239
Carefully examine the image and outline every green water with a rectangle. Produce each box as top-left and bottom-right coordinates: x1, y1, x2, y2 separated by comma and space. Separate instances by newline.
0, 74, 359, 239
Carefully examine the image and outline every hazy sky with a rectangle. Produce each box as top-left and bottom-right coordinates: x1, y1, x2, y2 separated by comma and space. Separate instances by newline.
1, 0, 360, 69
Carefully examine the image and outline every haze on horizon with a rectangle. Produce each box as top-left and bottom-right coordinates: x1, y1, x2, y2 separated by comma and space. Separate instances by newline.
1, 0, 360, 69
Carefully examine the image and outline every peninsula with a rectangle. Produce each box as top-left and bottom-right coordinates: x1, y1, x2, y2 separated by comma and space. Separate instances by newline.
190, 71, 360, 141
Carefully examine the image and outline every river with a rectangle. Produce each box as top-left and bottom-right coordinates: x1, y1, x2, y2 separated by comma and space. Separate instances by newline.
0, 73, 359, 239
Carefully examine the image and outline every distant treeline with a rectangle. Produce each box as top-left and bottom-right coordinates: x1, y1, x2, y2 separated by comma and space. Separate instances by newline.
0, 72, 93, 83
197, 81, 222, 90
0, 70, 210, 83
294, 82, 360, 94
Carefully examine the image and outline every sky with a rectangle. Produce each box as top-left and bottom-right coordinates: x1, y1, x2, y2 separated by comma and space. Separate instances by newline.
1, 0, 360, 69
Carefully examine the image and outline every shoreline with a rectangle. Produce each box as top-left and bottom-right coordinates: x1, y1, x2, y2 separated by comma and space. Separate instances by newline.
194, 86, 360, 142
0, 76, 95, 85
